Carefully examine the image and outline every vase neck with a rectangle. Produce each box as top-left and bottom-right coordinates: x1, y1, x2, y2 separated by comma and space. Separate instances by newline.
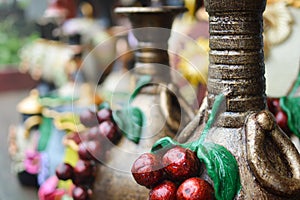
115, 6, 186, 88
133, 41, 171, 85
130, 19, 174, 86
205, 0, 267, 128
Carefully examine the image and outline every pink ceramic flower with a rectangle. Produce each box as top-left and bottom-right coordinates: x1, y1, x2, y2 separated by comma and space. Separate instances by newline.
24, 150, 41, 174
38, 176, 66, 200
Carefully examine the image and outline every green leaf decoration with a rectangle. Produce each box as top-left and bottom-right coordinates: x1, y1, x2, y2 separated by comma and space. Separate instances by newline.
280, 96, 300, 138
98, 101, 110, 110
38, 92, 77, 107
186, 93, 226, 151
113, 106, 144, 144
38, 117, 53, 151
199, 93, 225, 143
151, 137, 180, 153
197, 143, 241, 200
130, 75, 152, 102
280, 73, 300, 138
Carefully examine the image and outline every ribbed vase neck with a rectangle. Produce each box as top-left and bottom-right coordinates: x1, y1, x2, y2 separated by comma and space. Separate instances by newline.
205, 0, 267, 128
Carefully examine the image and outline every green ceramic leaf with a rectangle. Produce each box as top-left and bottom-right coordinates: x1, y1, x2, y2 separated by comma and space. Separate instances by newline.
150, 137, 180, 153
186, 93, 226, 151
98, 101, 110, 110
38, 117, 53, 151
130, 75, 152, 102
280, 96, 300, 138
197, 143, 241, 200
280, 74, 300, 138
199, 93, 225, 144
113, 106, 144, 144
38, 92, 77, 107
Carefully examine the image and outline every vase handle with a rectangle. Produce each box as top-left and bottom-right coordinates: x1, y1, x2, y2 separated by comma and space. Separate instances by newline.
160, 84, 196, 132
246, 110, 300, 198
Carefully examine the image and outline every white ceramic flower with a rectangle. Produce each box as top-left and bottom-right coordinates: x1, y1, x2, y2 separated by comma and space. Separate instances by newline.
263, 1, 294, 46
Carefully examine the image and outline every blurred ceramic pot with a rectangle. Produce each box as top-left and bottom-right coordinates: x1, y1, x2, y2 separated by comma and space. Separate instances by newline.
91, 6, 193, 200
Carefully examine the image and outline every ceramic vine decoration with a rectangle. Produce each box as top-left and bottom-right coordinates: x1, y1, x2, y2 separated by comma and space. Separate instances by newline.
149, 94, 241, 200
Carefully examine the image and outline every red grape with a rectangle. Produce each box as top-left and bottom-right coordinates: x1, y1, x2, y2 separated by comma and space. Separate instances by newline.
162, 146, 200, 181
176, 177, 214, 200
55, 163, 73, 181
149, 180, 177, 200
131, 153, 164, 188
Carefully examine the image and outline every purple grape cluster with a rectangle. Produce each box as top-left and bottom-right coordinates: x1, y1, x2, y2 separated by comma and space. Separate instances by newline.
55, 107, 121, 200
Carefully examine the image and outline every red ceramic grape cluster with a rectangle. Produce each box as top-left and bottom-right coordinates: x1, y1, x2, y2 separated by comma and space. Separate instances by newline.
131, 146, 215, 200
55, 107, 121, 200
267, 98, 291, 135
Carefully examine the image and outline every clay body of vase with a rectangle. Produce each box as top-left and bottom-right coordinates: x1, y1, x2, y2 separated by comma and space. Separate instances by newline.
92, 6, 190, 200
177, 0, 300, 199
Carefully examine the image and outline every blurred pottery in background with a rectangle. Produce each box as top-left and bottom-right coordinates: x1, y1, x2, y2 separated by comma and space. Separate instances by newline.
90, 5, 194, 200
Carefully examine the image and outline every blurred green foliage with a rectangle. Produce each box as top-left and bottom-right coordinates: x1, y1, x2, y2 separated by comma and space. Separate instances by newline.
0, 17, 38, 68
